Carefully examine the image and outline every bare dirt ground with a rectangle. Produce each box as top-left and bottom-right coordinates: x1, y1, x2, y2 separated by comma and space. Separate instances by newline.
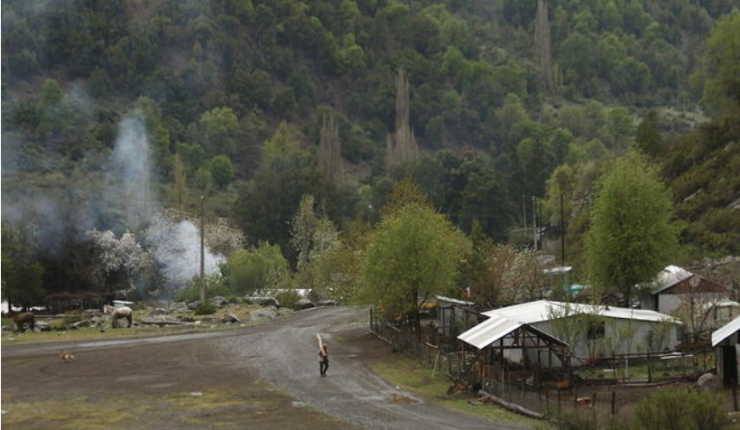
2, 306, 523, 430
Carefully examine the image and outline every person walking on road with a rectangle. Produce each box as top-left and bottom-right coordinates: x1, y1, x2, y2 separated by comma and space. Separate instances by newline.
319, 342, 329, 377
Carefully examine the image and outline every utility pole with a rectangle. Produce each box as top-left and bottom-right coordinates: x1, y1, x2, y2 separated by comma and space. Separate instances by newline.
532, 195, 537, 251
200, 194, 205, 305
560, 193, 566, 267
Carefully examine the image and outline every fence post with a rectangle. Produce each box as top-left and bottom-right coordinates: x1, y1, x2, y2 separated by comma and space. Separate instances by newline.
611, 391, 616, 415
647, 351, 652, 383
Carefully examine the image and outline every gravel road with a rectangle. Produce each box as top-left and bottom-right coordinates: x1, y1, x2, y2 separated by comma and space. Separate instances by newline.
2, 306, 524, 430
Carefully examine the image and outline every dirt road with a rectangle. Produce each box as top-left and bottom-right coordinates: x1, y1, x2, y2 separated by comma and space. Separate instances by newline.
2, 306, 523, 430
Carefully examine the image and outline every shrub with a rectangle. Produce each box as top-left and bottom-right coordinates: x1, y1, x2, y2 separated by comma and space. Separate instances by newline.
275, 290, 301, 309
632, 390, 727, 430
194, 303, 217, 315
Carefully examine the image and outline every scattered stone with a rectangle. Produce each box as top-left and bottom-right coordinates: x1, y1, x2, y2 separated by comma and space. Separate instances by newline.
68, 320, 90, 330
190, 392, 203, 397
34, 321, 51, 332
294, 298, 315, 310
318, 300, 337, 307
187, 301, 200, 310
222, 313, 240, 324
251, 306, 278, 320
149, 308, 168, 317
257, 297, 280, 308
169, 302, 189, 314
141, 316, 189, 326
82, 309, 102, 318
697, 372, 721, 392
210, 296, 230, 308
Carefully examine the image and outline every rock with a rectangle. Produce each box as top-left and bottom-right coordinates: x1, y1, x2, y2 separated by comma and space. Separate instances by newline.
170, 302, 189, 313
35, 321, 51, 331
294, 298, 315, 310
258, 297, 280, 308
222, 313, 241, 324
251, 306, 278, 319
187, 301, 200, 310
697, 372, 721, 392
149, 308, 168, 317
210, 296, 230, 308
82, 309, 102, 318
318, 300, 337, 307
68, 320, 90, 330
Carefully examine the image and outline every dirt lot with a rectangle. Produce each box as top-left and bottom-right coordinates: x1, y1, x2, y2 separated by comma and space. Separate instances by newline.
2, 306, 524, 430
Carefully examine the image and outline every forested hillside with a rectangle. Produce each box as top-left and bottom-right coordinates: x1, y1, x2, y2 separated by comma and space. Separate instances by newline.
2, 0, 739, 306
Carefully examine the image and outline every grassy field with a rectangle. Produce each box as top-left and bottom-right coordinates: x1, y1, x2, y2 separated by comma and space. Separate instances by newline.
1, 304, 270, 346
369, 355, 540, 429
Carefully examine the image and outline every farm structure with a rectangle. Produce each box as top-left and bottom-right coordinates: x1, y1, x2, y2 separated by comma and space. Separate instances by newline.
459, 300, 682, 368
713, 315, 740, 386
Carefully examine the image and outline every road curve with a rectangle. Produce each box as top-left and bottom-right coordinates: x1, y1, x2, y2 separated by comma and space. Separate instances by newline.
3, 306, 523, 430
221, 306, 522, 430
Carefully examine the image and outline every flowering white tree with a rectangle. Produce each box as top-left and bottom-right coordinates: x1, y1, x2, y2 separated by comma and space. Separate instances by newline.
87, 229, 145, 293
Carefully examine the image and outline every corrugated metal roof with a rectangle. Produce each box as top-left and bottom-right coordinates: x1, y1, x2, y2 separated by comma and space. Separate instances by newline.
457, 315, 523, 349
712, 315, 740, 346
435, 295, 475, 306
651, 265, 694, 294
481, 300, 680, 324
459, 300, 680, 350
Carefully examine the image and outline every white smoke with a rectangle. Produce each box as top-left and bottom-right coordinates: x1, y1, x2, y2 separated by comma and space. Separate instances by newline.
145, 214, 224, 285
110, 114, 155, 230
108, 112, 224, 289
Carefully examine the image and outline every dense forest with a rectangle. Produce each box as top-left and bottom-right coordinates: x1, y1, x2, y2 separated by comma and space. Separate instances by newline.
1, 0, 739, 310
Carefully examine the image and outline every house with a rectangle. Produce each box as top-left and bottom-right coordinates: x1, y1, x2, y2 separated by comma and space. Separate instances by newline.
459, 300, 682, 367
712, 315, 740, 386
640, 265, 730, 316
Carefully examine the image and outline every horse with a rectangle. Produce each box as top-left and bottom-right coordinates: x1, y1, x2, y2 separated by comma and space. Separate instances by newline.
103, 305, 133, 328
8, 310, 35, 332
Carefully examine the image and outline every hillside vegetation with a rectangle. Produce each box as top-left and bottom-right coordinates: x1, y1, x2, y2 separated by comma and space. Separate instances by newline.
2, 0, 739, 306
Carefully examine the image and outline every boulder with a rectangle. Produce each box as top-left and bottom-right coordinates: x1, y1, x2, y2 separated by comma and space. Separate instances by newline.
187, 301, 200, 310
258, 297, 280, 308
149, 308, 168, 317
82, 309, 102, 318
318, 300, 337, 307
222, 313, 241, 324
294, 298, 315, 310
169, 302, 189, 314
35, 321, 51, 331
251, 306, 278, 320
697, 372, 721, 392
210, 296, 230, 308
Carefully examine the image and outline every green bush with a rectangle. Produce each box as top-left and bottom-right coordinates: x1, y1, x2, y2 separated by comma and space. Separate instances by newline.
194, 303, 217, 315
550, 410, 598, 430
632, 390, 727, 430
275, 290, 301, 309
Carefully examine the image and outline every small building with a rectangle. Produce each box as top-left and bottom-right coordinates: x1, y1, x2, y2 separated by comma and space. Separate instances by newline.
435, 295, 478, 346
459, 300, 682, 367
640, 265, 729, 316
712, 316, 740, 386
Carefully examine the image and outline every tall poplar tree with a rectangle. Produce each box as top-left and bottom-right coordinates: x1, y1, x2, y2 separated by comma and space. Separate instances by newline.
586, 151, 678, 305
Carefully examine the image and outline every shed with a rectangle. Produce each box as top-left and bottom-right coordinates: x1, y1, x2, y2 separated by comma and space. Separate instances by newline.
641, 265, 729, 316
712, 316, 740, 386
459, 300, 681, 367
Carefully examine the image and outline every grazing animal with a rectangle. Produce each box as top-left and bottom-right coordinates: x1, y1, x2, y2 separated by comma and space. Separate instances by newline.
8, 311, 35, 332
59, 350, 75, 362
103, 305, 133, 328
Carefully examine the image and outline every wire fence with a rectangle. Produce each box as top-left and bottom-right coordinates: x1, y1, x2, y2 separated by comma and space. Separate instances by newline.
369, 309, 717, 420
